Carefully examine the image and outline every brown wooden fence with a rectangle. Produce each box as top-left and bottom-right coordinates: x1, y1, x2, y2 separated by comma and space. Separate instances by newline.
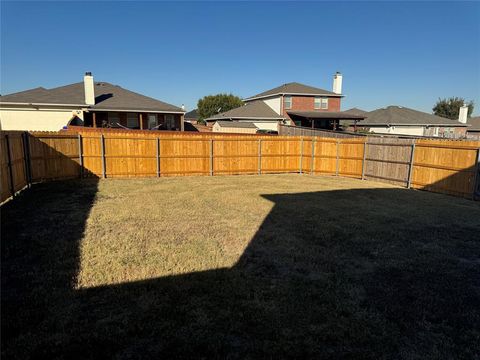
1, 130, 479, 203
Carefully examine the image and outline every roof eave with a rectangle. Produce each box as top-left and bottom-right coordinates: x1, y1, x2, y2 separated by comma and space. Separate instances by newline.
0, 101, 86, 107
205, 116, 285, 121
88, 108, 185, 114
358, 123, 468, 127
244, 92, 343, 102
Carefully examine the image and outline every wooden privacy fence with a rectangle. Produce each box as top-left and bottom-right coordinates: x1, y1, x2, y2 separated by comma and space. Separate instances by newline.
1, 131, 479, 203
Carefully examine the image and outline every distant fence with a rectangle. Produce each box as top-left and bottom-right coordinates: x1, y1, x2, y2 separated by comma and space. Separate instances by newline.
1, 130, 479, 203
278, 124, 364, 138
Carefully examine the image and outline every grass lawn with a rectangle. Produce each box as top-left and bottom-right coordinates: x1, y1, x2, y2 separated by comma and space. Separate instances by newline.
2, 174, 480, 359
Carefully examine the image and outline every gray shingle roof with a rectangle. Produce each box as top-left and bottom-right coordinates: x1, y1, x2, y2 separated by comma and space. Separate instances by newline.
344, 107, 368, 116
1, 82, 183, 112
185, 109, 198, 119
467, 116, 480, 131
215, 121, 258, 129
358, 106, 467, 127
205, 101, 284, 121
287, 110, 365, 120
245, 82, 339, 100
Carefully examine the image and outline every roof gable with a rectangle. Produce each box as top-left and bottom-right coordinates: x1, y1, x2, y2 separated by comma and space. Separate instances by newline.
206, 100, 284, 121
245, 82, 338, 100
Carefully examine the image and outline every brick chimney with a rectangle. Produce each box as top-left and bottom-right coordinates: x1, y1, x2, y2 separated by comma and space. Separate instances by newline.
333, 72, 342, 95
84, 72, 95, 105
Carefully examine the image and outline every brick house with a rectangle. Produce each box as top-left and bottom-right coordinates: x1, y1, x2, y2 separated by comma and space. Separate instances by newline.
0, 72, 185, 132
205, 72, 365, 132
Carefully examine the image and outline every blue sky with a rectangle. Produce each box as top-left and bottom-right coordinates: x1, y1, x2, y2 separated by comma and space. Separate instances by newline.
1, 1, 479, 115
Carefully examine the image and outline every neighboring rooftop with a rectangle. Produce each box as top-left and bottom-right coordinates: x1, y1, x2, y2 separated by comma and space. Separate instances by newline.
245, 82, 340, 101
205, 101, 284, 121
344, 107, 368, 116
358, 106, 467, 126
0, 82, 183, 113
467, 116, 480, 131
215, 121, 258, 129
287, 110, 366, 120
185, 109, 198, 119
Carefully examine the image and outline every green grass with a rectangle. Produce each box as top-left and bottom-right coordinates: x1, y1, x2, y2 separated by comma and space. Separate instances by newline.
2, 174, 480, 359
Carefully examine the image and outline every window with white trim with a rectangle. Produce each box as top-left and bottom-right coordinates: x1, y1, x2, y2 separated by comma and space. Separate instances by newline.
321, 98, 328, 109
314, 97, 328, 110
284, 96, 292, 109
127, 113, 139, 128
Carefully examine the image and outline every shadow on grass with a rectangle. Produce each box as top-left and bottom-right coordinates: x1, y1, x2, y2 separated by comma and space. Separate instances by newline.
2, 180, 480, 359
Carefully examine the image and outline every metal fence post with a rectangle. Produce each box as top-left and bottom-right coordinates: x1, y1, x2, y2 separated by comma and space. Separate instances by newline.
100, 134, 106, 179
209, 139, 213, 176
310, 137, 316, 175
5, 134, 15, 196
335, 140, 340, 176
361, 140, 367, 180
78, 134, 83, 178
156, 138, 161, 177
258, 139, 262, 175
299, 137, 304, 174
407, 143, 416, 188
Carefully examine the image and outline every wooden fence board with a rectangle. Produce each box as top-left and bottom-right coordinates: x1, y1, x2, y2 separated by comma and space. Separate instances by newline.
1, 131, 479, 203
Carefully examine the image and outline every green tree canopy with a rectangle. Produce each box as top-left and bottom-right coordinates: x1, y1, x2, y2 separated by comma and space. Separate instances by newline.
197, 94, 243, 121
432, 97, 474, 120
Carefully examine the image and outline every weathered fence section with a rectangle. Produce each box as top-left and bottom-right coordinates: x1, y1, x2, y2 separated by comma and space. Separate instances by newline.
1, 130, 479, 203
363, 138, 415, 187
279, 124, 363, 138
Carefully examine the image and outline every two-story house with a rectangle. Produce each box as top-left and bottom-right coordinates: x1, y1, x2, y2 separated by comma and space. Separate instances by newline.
206, 73, 365, 132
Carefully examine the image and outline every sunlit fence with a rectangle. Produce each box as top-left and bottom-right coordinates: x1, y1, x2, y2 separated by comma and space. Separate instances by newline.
1, 130, 479, 203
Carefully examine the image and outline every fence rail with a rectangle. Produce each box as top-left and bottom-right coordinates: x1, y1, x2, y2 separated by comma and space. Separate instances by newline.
1, 131, 479, 203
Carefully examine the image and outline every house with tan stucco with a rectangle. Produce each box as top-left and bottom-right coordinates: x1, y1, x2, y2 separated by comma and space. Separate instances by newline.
0, 72, 185, 132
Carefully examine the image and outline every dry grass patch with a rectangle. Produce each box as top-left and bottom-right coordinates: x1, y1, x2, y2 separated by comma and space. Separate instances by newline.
2, 174, 480, 359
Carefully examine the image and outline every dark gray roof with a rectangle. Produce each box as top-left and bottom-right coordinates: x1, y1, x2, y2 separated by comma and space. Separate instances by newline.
358, 106, 467, 127
245, 82, 339, 100
344, 107, 368, 116
1, 82, 183, 112
215, 121, 258, 129
185, 109, 198, 119
467, 116, 480, 131
287, 110, 365, 120
205, 100, 284, 121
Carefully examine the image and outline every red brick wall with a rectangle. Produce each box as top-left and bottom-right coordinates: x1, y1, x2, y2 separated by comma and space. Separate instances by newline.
282, 95, 341, 120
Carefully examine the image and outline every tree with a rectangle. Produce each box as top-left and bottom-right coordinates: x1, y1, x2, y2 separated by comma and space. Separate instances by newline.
433, 97, 474, 120
197, 94, 243, 121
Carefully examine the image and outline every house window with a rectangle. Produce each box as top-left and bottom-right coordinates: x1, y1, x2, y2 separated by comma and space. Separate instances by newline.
108, 112, 120, 127
148, 114, 158, 129
165, 114, 176, 130
284, 96, 292, 109
127, 113, 139, 128
321, 98, 328, 109
314, 97, 328, 110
